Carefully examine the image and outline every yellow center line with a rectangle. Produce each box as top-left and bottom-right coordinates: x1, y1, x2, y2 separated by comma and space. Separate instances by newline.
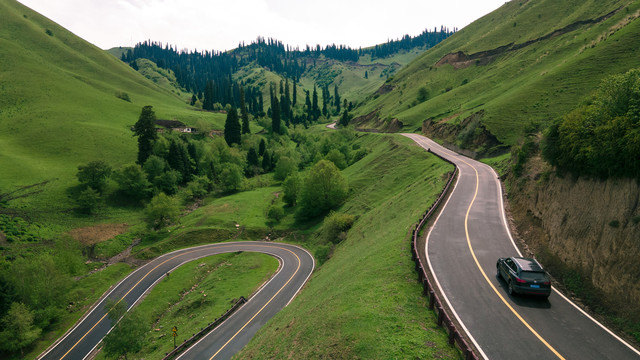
209, 246, 301, 359
460, 158, 566, 360
59, 243, 264, 360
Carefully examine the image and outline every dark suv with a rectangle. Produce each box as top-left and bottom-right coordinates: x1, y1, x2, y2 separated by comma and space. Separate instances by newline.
496, 257, 551, 298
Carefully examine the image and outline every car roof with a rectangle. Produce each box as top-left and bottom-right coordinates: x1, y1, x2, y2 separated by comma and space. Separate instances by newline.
512, 257, 544, 272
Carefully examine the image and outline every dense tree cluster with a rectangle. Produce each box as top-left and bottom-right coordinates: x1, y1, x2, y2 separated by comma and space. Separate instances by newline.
542, 68, 640, 179
121, 28, 455, 103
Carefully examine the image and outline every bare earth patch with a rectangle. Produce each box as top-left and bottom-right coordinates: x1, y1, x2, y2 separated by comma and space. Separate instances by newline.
68, 223, 128, 246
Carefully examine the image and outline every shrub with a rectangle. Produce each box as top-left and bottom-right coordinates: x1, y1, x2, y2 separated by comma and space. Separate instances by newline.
609, 220, 620, 228
145, 193, 180, 229
76, 187, 102, 214
266, 204, 285, 224
315, 244, 333, 265
296, 160, 349, 220
115, 91, 131, 102
319, 211, 355, 244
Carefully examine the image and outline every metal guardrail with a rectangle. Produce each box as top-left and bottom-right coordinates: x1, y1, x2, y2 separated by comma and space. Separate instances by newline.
161, 296, 247, 360
410, 150, 480, 360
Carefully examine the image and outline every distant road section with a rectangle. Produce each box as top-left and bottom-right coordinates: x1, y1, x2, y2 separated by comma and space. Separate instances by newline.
38, 241, 314, 360
403, 133, 640, 360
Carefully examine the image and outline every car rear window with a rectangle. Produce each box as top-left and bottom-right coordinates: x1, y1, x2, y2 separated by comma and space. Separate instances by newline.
520, 271, 547, 281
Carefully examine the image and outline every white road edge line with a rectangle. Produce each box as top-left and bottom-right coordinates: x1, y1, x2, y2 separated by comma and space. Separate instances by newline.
489, 165, 640, 357
408, 133, 640, 358
405, 134, 490, 360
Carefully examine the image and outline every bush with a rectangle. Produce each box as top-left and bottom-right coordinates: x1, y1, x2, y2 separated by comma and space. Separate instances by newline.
320, 211, 355, 244
296, 160, 349, 220
282, 174, 300, 206
115, 91, 131, 102
266, 204, 285, 224
315, 244, 333, 265
76, 187, 102, 214
145, 193, 180, 229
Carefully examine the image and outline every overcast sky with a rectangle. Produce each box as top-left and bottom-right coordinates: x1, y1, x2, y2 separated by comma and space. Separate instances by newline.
17, 0, 506, 52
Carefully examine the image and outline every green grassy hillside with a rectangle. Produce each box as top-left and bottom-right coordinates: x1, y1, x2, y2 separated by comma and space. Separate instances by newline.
356, 0, 640, 151
237, 134, 458, 359
0, 0, 224, 223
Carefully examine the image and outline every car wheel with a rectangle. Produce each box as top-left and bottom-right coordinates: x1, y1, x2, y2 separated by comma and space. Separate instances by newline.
497, 266, 501, 278
508, 280, 515, 296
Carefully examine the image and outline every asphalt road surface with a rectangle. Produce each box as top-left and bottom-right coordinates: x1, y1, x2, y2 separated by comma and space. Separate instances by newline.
403, 133, 640, 360
38, 241, 314, 360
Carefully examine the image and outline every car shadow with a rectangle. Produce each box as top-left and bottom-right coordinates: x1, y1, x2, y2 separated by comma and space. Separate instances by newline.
495, 274, 552, 309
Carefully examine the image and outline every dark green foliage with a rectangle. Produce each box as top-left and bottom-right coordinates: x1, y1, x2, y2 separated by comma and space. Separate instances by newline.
240, 86, 251, 134
319, 211, 355, 244
219, 163, 244, 192
134, 106, 158, 165
167, 140, 192, 184
417, 87, 429, 102
247, 148, 260, 167
224, 107, 242, 146
609, 220, 620, 228
115, 91, 131, 102
312, 85, 320, 120
314, 244, 332, 265
512, 138, 536, 177
334, 84, 341, 113
542, 69, 640, 179
115, 164, 152, 200
271, 97, 281, 135
274, 156, 297, 181
76, 187, 102, 214
339, 109, 351, 128
282, 174, 300, 206
261, 151, 272, 172
266, 204, 285, 224
325, 149, 347, 170
0, 302, 41, 357
258, 138, 267, 156
296, 160, 348, 219
184, 175, 212, 201
103, 300, 146, 359
154, 170, 180, 195
77, 160, 112, 193
145, 193, 180, 229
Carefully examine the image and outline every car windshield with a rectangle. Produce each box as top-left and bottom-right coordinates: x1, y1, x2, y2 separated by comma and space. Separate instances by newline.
520, 271, 547, 281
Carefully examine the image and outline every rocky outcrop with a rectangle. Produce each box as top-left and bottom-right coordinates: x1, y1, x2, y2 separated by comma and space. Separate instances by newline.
509, 167, 640, 318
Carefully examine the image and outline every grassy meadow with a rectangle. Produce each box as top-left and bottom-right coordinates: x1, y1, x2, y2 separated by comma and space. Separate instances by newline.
0, 0, 226, 229
356, 0, 640, 148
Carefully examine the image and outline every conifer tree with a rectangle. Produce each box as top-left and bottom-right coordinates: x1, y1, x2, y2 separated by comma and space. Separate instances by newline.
133, 105, 158, 165
247, 148, 259, 167
334, 84, 341, 111
224, 107, 241, 146
271, 97, 281, 134
292, 81, 297, 106
240, 86, 250, 134
304, 91, 312, 121
262, 151, 272, 171
259, 138, 266, 156
312, 85, 320, 120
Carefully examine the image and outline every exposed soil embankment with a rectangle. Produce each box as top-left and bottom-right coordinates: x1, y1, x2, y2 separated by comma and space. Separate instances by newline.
509, 168, 640, 323
350, 109, 404, 132
436, 7, 621, 69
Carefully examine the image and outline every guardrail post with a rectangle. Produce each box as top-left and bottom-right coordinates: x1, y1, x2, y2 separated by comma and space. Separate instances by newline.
437, 306, 444, 326
429, 290, 435, 309
448, 327, 456, 346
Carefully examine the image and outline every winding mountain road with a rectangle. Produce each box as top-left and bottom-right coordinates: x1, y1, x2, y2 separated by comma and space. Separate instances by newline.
38, 241, 314, 360
403, 133, 640, 359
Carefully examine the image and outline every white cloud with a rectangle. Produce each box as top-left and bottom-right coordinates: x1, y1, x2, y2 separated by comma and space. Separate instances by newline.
17, 0, 506, 51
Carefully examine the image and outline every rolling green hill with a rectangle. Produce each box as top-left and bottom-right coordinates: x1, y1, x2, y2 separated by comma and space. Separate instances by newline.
0, 0, 224, 223
355, 0, 640, 152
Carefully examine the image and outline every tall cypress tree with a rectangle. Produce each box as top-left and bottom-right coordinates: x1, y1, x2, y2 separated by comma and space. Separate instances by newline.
272, 97, 281, 134
312, 85, 319, 120
334, 84, 341, 113
292, 81, 297, 106
258, 138, 266, 156
133, 105, 158, 165
224, 107, 241, 146
240, 86, 250, 134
